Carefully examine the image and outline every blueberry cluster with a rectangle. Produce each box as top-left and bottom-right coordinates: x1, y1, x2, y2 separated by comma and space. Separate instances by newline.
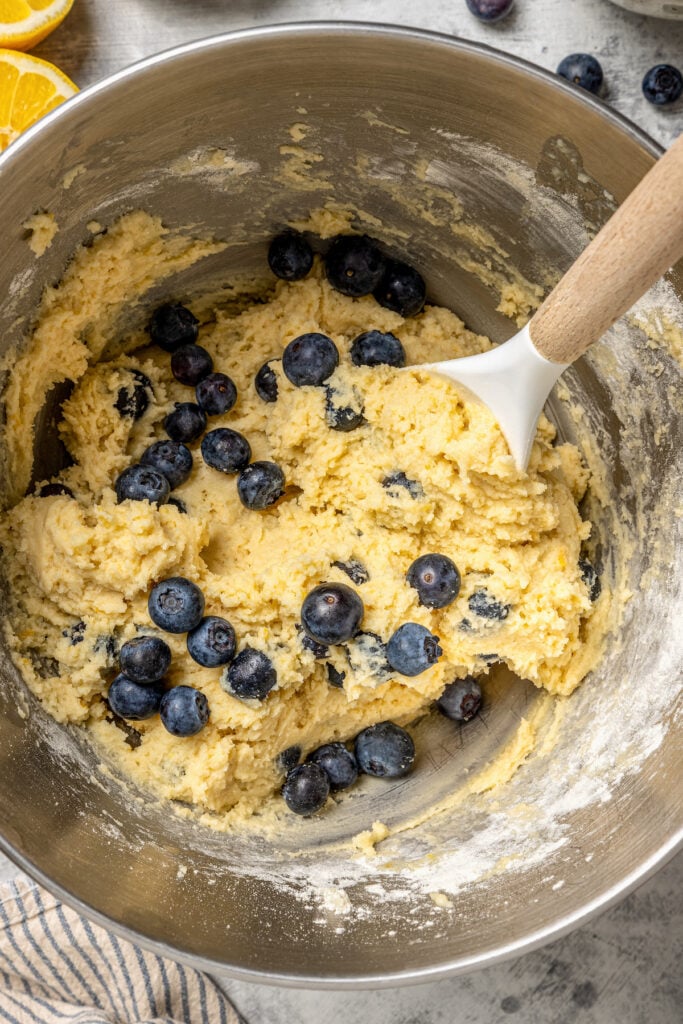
113, 300, 287, 512
279, 720, 415, 816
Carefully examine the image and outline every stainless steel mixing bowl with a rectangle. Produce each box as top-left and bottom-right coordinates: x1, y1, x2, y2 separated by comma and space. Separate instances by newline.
0, 24, 681, 986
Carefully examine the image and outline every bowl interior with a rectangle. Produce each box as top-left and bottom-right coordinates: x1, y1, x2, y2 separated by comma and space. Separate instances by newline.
0, 26, 681, 984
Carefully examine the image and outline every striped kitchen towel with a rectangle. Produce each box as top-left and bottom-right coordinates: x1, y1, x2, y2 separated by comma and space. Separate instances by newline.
0, 876, 241, 1024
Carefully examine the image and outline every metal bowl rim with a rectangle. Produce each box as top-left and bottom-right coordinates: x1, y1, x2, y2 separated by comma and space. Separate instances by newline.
0, 20, 679, 987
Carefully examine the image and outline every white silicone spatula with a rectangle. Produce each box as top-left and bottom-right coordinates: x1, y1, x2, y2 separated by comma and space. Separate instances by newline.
419, 133, 683, 470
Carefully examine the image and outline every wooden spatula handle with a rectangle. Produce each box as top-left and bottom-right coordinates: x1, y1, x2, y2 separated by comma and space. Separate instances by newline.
529, 133, 683, 365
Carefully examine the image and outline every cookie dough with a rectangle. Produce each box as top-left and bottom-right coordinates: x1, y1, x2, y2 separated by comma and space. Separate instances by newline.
0, 212, 600, 824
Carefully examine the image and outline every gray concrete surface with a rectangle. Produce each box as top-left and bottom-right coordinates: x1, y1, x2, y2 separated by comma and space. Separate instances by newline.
4, 0, 681, 1021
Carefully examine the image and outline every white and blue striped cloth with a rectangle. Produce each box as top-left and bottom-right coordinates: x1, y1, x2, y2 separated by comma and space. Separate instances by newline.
0, 877, 240, 1024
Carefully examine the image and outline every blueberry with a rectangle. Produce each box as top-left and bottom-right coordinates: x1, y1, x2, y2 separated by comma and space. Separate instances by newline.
167, 496, 188, 514
282, 763, 330, 815
301, 583, 364, 645
354, 721, 415, 778
255, 360, 279, 402
268, 231, 314, 281
115, 369, 153, 420
325, 235, 385, 297
468, 589, 510, 620
107, 674, 164, 720
94, 633, 119, 665
326, 663, 346, 688
148, 577, 205, 634
382, 471, 424, 500
407, 554, 461, 609
149, 303, 198, 352
579, 560, 602, 602
642, 64, 682, 105
164, 402, 207, 444
159, 685, 209, 737
120, 635, 171, 684
296, 624, 329, 659
373, 260, 426, 318
187, 615, 236, 668
201, 428, 251, 475
62, 621, 85, 645
437, 677, 483, 722
237, 461, 285, 510
37, 482, 74, 498
325, 386, 365, 432
276, 745, 302, 774
331, 559, 369, 585
557, 53, 603, 95
223, 647, 277, 701
140, 440, 193, 489
386, 623, 442, 676
308, 743, 358, 791
115, 464, 170, 505
171, 344, 214, 386
345, 631, 390, 678
350, 330, 406, 368
465, 0, 514, 21
196, 372, 238, 416
282, 333, 339, 387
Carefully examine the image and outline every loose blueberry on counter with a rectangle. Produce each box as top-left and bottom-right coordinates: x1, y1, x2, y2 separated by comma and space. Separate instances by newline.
642, 64, 682, 105
331, 559, 369, 585
223, 647, 277, 701
255, 360, 279, 403
325, 387, 365, 432
120, 635, 172, 684
148, 577, 205, 634
115, 369, 153, 420
382, 471, 424, 500
201, 428, 251, 475
386, 623, 442, 676
468, 589, 510, 621
282, 763, 330, 815
171, 344, 214, 387
373, 259, 426, 318
167, 497, 188, 514
296, 624, 329, 659
62, 621, 86, 645
345, 631, 390, 679
164, 402, 207, 444
354, 721, 415, 778
196, 372, 237, 416
557, 53, 603, 95
107, 674, 164, 720
140, 440, 193, 489
308, 743, 358, 792
301, 583, 364, 645
407, 553, 461, 609
187, 616, 237, 668
579, 560, 602, 602
282, 332, 339, 387
465, 0, 514, 21
237, 461, 286, 510
268, 230, 314, 281
37, 482, 74, 498
276, 744, 302, 774
324, 234, 385, 297
159, 685, 210, 737
115, 464, 170, 506
437, 677, 483, 722
149, 302, 199, 352
326, 663, 347, 688
350, 330, 406, 368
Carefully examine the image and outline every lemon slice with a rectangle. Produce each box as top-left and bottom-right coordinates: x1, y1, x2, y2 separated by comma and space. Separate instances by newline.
0, 0, 75, 51
0, 48, 77, 151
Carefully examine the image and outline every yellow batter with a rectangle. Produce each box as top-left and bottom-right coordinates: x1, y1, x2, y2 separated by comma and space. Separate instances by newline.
0, 212, 600, 824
